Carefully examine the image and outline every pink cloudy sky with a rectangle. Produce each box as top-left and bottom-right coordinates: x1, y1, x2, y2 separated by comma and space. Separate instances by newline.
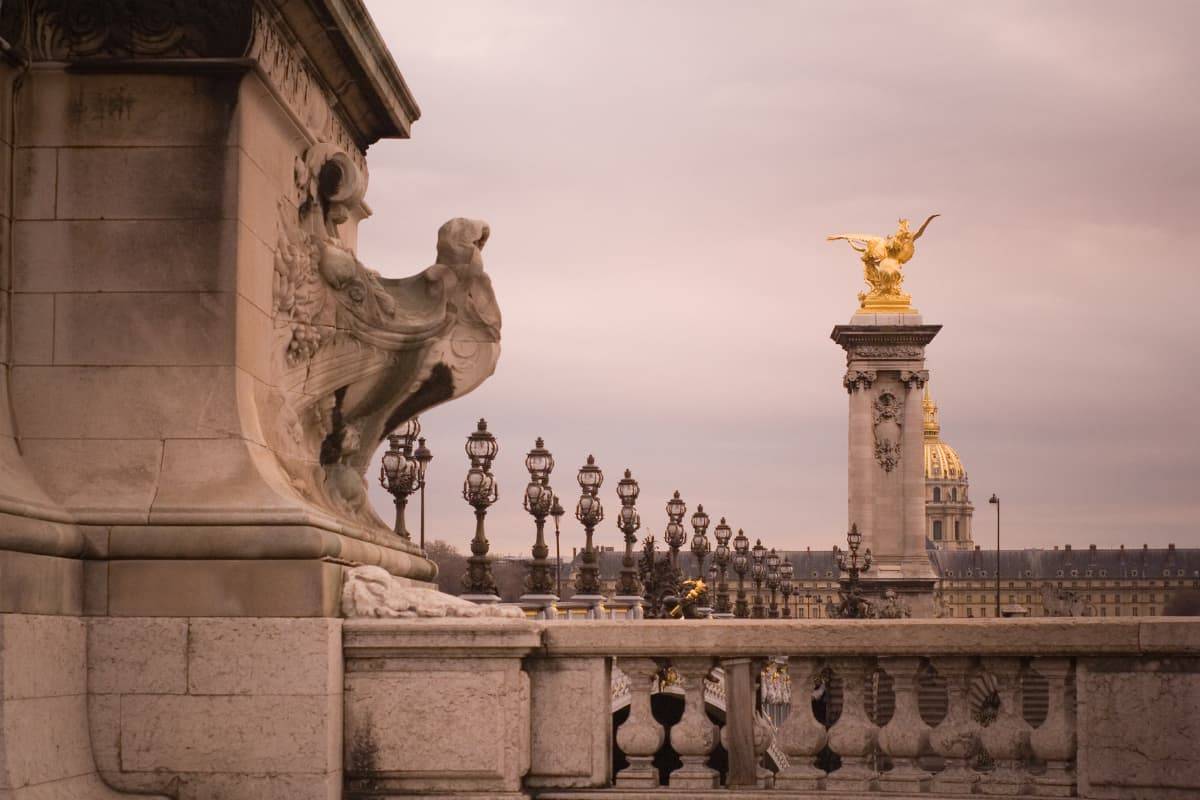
358, 1, 1200, 557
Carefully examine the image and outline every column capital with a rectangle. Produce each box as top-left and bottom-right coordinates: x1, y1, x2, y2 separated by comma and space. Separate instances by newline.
843, 369, 877, 393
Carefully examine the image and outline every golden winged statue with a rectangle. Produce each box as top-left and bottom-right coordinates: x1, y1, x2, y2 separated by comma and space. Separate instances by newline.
828, 214, 939, 313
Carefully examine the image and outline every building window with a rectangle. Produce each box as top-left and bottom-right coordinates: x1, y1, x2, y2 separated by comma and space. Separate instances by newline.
933, 520, 943, 540
950, 487, 957, 501
967, 608, 973, 618
954, 520, 961, 540
933, 487, 941, 502
1101, 608, 1107, 616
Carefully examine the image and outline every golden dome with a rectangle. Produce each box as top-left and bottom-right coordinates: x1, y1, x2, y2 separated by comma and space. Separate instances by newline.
923, 383, 966, 481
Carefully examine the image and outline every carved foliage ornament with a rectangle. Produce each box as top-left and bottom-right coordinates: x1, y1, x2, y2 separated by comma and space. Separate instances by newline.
852, 345, 923, 360
873, 391, 903, 473
901, 369, 928, 390
843, 369, 876, 394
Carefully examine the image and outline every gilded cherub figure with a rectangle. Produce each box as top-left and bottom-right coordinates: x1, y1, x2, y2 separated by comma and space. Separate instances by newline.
828, 214, 939, 313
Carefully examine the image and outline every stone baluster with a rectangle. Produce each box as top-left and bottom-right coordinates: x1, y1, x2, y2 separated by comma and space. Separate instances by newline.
826, 657, 879, 792
929, 656, 981, 794
878, 656, 931, 792
775, 657, 828, 790
978, 657, 1032, 796
667, 656, 719, 789
1029, 657, 1076, 797
614, 657, 665, 788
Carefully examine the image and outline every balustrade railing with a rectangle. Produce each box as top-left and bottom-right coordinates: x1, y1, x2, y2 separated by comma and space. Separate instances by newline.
342, 617, 1200, 799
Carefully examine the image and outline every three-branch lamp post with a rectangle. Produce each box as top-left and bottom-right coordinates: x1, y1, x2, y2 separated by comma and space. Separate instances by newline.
780, 558, 795, 618
574, 456, 605, 599
522, 437, 556, 598
615, 469, 643, 598
766, 547, 781, 618
690, 504, 711, 580
732, 528, 750, 618
664, 491, 687, 574
379, 417, 428, 542
461, 419, 499, 598
713, 517, 733, 615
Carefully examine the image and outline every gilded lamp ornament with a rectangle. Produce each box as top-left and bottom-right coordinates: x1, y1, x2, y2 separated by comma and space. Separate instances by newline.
828, 214, 939, 314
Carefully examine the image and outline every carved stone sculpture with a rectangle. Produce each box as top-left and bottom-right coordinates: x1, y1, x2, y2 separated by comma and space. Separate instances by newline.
873, 391, 904, 473
341, 565, 522, 619
268, 144, 501, 530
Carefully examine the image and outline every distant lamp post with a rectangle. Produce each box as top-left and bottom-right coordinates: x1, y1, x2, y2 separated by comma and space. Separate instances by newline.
413, 435, 433, 550
664, 491, 687, 571
712, 518, 733, 615
614, 469, 643, 598
690, 504, 711, 579
766, 547, 781, 618
379, 417, 422, 540
461, 419, 499, 598
551, 494, 565, 598
705, 562, 719, 609
989, 493, 1001, 618
574, 455, 605, 597
521, 437, 556, 597
732, 528, 750, 618
751, 539, 767, 618
780, 558, 795, 618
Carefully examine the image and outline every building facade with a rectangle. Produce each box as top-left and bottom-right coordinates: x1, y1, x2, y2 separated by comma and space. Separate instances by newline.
923, 383, 974, 550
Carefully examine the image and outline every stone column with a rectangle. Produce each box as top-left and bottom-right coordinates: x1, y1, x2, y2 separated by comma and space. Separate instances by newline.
877, 656, 930, 792
774, 657, 828, 790
832, 317, 940, 614
826, 657, 879, 792
979, 657, 1032, 796
667, 657, 719, 789
929, 656, 981, 794
1029, 657, 1076, 797
614, 657, 664, 788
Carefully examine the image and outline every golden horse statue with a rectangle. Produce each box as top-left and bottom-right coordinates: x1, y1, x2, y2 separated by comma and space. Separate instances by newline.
828, 214, 939, 313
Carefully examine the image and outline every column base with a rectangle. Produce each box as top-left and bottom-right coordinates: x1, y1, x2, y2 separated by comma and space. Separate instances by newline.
668, 758, 719, 789
824, 758, 877, 793
1032, 765, 1075, 797
517, 593, 558, 618
607, 595, 644, 619
931, 763, 979, 795
461, 593, 501, 605
878, 761, 926, 793
980, 764, 1027, 796
774, 762, 825, 790
614, 757, 658, 788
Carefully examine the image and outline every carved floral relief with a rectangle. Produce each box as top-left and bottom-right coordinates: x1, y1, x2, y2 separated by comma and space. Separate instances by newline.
873, 391, 903, 473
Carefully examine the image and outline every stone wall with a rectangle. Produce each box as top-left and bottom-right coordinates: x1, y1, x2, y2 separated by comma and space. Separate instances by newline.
88, 616, 343, 800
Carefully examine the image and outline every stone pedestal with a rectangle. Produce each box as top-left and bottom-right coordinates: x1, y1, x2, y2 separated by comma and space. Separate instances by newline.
607, 595, 645, 619
832, 314, 940, 613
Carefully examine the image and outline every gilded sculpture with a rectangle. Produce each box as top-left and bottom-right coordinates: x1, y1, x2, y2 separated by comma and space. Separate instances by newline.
828, 215, 939, 313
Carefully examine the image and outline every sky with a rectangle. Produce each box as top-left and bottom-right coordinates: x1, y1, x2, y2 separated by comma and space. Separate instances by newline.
357, 1, 1200, 557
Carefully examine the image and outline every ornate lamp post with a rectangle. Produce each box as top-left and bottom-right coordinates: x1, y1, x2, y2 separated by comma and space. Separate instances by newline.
732, 528, 750, 618
379, 417, 422, 540
521, 437, 556, 598
413, 435, 433, 550
751, 539, 767, 618
614, 469, 643, 598
766, 547, 782, 618
664, 491, 687, 572
712, 518, 732, 615
551, 495, 565, 598
831, 523, 875, 618
705, 562, 719, 610
461, 419, 500, 599
780, 558, 795, 618
574, 455, 605, 599
689, 504, 711, 579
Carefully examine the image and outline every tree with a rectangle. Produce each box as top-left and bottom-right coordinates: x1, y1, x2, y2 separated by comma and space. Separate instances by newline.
424, 540, 467, 595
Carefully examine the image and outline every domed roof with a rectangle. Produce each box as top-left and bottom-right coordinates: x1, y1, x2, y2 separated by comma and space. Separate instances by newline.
923, 383, 967, 481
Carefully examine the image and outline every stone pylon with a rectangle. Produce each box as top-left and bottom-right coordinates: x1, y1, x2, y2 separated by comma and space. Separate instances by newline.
832, 311, 940, 615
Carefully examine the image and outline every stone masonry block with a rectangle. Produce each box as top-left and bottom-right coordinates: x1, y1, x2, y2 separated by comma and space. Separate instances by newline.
55, 146, 234, 220
1, 614, 85, 700
187, 618, 341, 696
9, 293, 53, 365
20, 438, 163, 520
13, 147, 55, 220
88, 617, 188, 695
0, 694, 95, 788
120, 693, 340, 774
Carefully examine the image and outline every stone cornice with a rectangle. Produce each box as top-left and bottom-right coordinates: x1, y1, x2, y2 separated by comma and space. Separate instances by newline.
831, 324, 943, 351
0, 0, 419, 148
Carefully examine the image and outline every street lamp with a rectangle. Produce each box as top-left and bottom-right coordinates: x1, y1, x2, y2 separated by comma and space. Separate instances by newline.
989, 493, 1001, 618
690, 504, 711, 579
614, 469, 643, 597
766, 547, 781, 618
751, 539, 767, 618
832, 523, 874, 618
574, 455, 605, 597
551, 494, 565, 598
713, 517, 732, 615
379, 417, 422, 540
413, 435, 433, 550
461, 419, 499, 597
732, 528, 750, 618
780, 558, 794, 618
664, 491, 687, 572
522, 437, 556, 596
